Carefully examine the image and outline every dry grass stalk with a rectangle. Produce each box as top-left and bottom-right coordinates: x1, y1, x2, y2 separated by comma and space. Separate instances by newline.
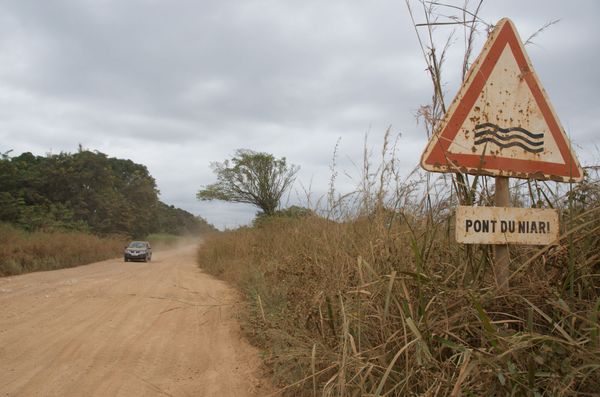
0, 223, 124, 276
196, 3, 600, 395
197, 147, 600, 395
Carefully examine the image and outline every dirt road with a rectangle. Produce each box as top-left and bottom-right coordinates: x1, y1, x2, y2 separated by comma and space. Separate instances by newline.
0, 243, 270, 396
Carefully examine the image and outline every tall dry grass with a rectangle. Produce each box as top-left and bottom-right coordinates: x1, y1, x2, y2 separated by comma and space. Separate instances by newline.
0, 223, 125, 276
198, 147, 600, 395
198, 4, 600, 394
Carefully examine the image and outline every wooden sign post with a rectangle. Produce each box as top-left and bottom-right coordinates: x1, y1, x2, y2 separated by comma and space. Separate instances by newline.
494, 177, 510, 290
419, 18, 583, 290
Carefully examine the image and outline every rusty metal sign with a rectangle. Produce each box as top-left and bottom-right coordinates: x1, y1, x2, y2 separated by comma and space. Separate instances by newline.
420, 18, 583, 182
456, 206, 559, 245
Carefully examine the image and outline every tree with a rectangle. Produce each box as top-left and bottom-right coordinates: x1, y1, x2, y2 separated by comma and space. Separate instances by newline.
197, 149, 299, 216
0, 149, 211, 237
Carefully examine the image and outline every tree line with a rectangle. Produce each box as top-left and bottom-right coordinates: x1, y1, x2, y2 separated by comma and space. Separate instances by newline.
0, 149, 215, 237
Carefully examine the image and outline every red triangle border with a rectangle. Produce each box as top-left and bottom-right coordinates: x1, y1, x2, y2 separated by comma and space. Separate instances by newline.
421, 18, 583, 182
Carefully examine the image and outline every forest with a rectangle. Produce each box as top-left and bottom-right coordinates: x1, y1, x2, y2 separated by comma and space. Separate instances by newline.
0, 149, 215, 237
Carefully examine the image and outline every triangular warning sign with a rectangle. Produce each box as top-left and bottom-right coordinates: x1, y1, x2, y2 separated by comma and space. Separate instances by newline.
421, 18, 583, 182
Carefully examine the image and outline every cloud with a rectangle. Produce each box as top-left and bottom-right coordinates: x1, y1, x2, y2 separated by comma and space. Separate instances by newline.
1, 0, 598, 228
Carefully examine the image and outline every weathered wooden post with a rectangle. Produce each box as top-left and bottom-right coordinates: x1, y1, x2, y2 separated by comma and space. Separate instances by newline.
494, 176, 510, 290
418, 18, 583, 290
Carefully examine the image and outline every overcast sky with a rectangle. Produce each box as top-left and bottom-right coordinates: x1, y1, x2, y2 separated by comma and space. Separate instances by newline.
1, 1, 598, 229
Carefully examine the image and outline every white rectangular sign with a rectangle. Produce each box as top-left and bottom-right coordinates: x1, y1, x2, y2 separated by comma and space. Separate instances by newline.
456, 206, 559, 245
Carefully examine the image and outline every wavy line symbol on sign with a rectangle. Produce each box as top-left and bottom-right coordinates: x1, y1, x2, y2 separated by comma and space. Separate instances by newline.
473, 122, 544, 153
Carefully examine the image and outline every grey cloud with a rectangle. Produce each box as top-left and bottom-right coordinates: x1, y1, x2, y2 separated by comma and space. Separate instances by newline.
1, 0, 598, 228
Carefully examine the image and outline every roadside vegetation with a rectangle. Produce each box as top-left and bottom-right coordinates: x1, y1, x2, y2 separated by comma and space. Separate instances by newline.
0, 148, 215, 237
198, 149, 600, 395
198, 3, 599, 394
0, 148, 216, 276
0, 223, 124, 276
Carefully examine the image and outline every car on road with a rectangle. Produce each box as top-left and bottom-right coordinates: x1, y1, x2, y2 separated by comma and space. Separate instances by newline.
124, 241, 152, 262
